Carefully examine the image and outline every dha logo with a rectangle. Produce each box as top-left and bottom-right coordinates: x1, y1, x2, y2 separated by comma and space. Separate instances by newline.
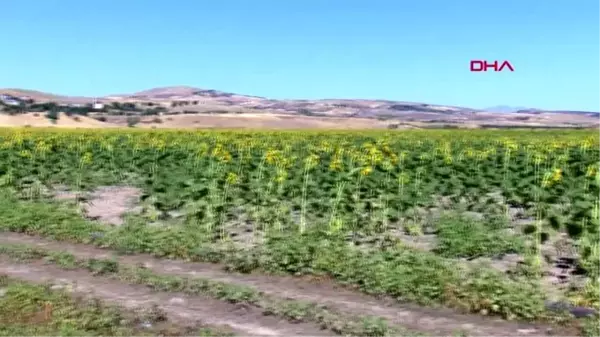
470, 60, 514, 72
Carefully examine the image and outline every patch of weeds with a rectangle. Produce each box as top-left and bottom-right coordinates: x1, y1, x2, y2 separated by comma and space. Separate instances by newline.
142, 303, 168, 322
258, 229, 550, 320
403, 221, 423, 236
581, 317, 600, 337
0, 244, 416, 336
85, 258, 120, 275
433, 214, 525, 259
197, 327, 236, 336
566, 279, 600, 311
0, 191, 108, 243
0, 245, 47, 261
443, 266, 547, 320
0, 277, 230, 336
47, 251, 78, 268
360, 316, 391, 337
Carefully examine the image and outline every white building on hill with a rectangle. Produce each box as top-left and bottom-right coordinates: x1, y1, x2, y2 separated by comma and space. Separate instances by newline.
0, 94, 21, 106
92, 98, 104, 110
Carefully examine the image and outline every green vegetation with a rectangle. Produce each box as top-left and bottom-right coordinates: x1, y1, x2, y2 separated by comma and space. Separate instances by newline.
0, 183, 585, 322
0, 276, 233, 336
0, 128, 597, 326
0, 243, 416, 337
433, 214, 525, 258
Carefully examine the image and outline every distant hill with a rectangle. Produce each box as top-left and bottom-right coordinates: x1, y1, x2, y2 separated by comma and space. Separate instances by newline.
1, 86, 598, 128
484, 105, 531, 113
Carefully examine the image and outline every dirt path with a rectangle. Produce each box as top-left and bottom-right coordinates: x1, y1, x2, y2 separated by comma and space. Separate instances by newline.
0, 232, 565, 336
0, 257, 333, 337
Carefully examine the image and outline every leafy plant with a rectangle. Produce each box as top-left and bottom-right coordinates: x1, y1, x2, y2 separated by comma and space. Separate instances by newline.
433, 214, 525, 259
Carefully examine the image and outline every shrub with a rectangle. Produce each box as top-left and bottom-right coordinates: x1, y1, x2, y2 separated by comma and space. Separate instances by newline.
126, 116, 140, 127
45, 109, 59, 123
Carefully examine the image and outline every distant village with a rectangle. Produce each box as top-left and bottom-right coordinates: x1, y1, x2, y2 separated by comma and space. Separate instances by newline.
0, 93, 180, 121
0, 94, 105, 110
0, 94, 25, 106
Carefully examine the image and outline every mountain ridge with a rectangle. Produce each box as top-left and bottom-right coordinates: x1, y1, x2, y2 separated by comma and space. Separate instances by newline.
1, 86, 598, 128
2, 86, 597, 114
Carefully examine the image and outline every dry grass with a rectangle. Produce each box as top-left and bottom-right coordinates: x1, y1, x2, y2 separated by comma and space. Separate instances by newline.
1, 111, 594, 130
0, 113, 118, 128
0, 112, 405, 130
113, 113, 406, 129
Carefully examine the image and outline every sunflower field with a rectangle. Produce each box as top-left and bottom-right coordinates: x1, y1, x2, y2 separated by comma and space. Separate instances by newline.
0, 127, 598, 319
1, 128, 597, 233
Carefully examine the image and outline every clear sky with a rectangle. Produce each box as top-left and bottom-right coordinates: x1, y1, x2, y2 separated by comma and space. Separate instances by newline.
1, 0, 598, 111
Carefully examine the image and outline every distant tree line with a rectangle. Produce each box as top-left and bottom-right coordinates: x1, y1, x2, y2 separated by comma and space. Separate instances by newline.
171, 100, 199, 107
1, 100, 167, 116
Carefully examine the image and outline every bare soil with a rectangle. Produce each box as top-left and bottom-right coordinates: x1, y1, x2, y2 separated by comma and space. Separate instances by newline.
2, 111, 595, 130
0, 112, 399, 129
0, 232, 571, 337
0, 256, 333, 337
114, 113, 398, 129
54, 186, 142, 226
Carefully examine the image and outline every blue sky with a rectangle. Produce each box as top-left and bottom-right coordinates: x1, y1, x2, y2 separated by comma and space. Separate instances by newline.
1, 0, 598, 111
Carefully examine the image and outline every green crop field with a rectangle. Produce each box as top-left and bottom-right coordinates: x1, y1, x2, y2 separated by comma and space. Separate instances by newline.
0, 127, 598, 336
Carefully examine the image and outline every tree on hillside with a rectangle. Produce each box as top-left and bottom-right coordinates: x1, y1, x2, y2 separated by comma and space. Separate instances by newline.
121, 102, 138, 111
30, 102, 58, 112
45, 108, 60, 123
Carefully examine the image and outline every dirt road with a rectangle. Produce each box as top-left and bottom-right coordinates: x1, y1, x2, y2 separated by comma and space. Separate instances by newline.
0, 232, 568, 336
